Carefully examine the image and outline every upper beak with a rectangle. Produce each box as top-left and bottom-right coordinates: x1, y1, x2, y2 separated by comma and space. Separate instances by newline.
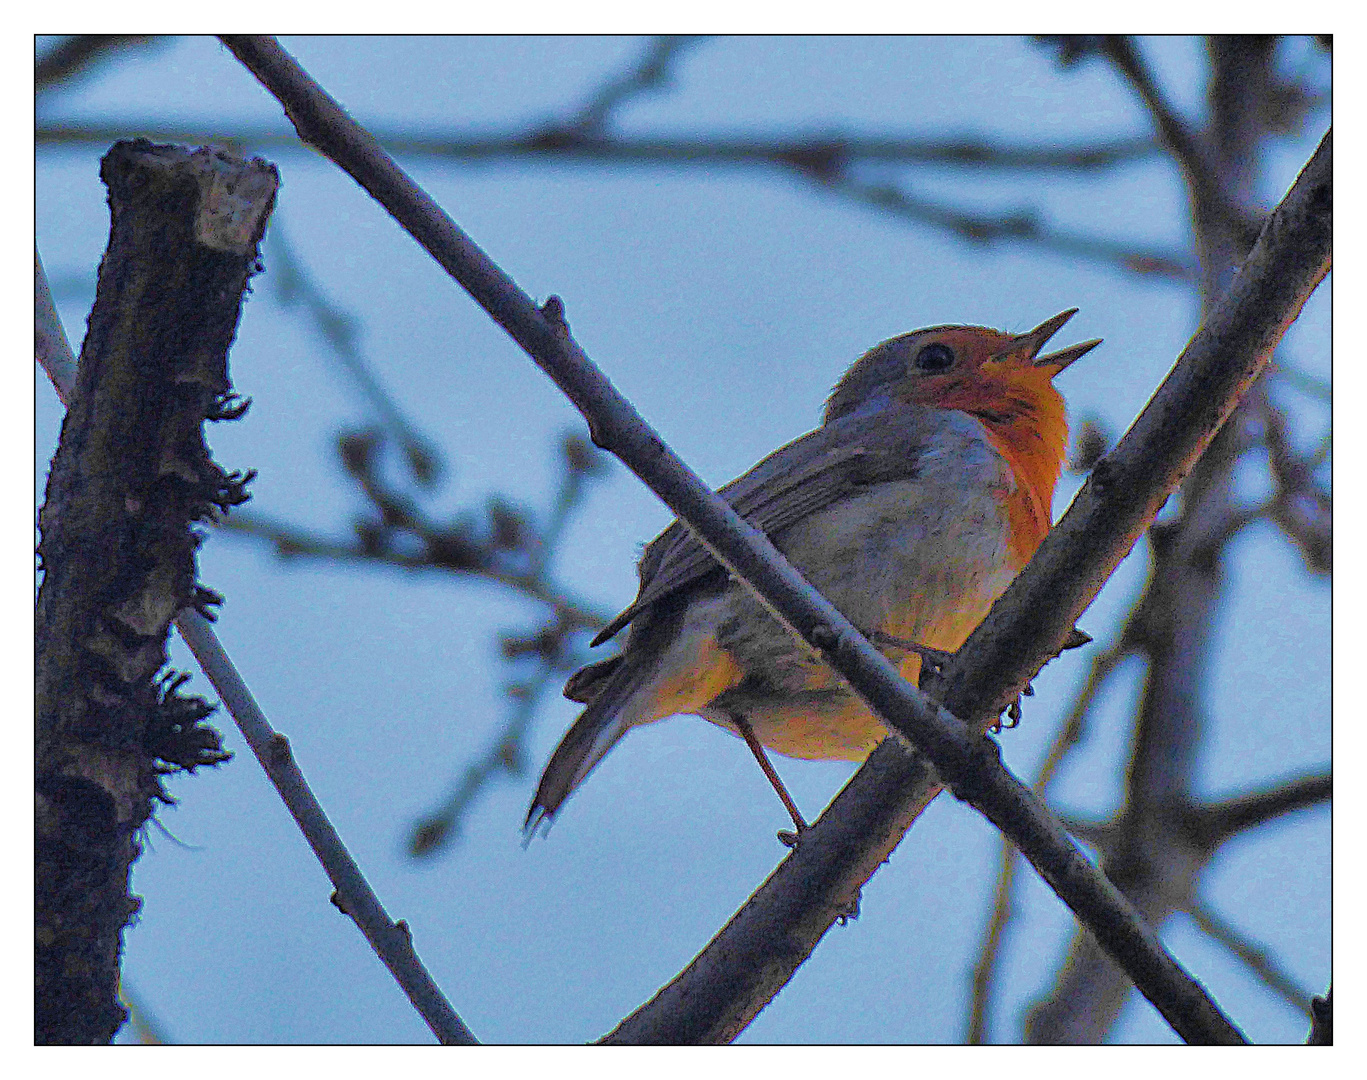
1014, 308, 1102, 377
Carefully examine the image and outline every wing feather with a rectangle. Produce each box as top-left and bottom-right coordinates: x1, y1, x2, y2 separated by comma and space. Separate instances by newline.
589, 405, 935, 646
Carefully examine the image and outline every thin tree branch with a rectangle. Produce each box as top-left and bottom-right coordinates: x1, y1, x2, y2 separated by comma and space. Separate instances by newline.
1098, 36, 1263, 250
964, 646, 1133, 1042
174, 612, 477, 1044
560, 35, 708, 133
1257, 393, 1332, 574
966, 635, 1138, 1042
37, 248, 477, 1048
35, 120, 1159, 172
1189, 770, 1331, 846
218, 508, 609, 628
1268, 359, 1331, 402
409, 440, 606, 857
37, 118, 1182, 284
808, 171, 1192, 280
223, 34, 1326, 1046
410, 662, 558, 858
1187, 901, 1314, 1016
1026, 39, 1319, 1043
265, 224, 443, 485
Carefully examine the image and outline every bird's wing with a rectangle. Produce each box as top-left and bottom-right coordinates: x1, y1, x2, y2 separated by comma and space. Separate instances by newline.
590, 405, 936, 646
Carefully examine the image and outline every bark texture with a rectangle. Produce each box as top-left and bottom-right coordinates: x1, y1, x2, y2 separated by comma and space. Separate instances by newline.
35, 139, 276, 1044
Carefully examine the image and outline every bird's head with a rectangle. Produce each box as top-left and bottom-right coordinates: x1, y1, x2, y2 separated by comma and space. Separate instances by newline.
825, 309, 1102, 561
824, 309, 1099, 427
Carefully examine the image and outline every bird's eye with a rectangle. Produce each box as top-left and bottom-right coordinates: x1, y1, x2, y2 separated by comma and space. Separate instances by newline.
915, 343, 955, 372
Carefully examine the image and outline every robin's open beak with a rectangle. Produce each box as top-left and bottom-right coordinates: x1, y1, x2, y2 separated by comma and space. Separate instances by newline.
1014, 309, 1102, 376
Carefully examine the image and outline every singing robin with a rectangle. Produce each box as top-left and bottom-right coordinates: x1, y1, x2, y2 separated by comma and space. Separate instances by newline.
526, 309, 1099, 836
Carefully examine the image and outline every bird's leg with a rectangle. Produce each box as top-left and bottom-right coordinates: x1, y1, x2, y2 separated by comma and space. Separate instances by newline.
729, 712, 809, 844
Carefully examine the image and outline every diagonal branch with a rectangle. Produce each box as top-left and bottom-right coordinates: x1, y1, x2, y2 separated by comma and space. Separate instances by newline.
35, 35, 159, 92
265, 224, 443, 485
966, 632, 1138, 1042
223, 33, 1326, 1045
1187, 901, 1314, 1015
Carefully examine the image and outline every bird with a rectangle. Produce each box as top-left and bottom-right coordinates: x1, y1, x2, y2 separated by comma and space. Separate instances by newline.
525, 309, 1100, 838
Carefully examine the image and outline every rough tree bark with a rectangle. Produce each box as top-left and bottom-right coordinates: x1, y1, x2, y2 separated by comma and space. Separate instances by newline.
35, 140, 276, 1044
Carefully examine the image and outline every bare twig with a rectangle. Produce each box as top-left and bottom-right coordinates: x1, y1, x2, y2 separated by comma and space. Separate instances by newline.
223, 34, 1326, 1045
561, 36, 708, 133
1189, 770, 1331, 845
36, 121, 1159, 172
1024, 39, 1324, 1043
409, 664, 556, 858
1187, 901, 1314, 1015
1269, 359, 1331, 402
218, 504, 608, 628
409, 437, 607, 856
808, 171, 1192, 280
36, 250, 476, 1048
266, 225, 443, 485
1256, 393, 1332, 574
1098, 36, 1262, 251
175, 613, 478, 1044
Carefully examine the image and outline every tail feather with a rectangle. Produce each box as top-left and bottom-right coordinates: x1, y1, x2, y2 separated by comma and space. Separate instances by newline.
524, 656, 649, 836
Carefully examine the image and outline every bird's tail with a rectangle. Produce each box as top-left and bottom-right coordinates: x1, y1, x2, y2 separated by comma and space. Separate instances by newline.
524, 653, 652, 837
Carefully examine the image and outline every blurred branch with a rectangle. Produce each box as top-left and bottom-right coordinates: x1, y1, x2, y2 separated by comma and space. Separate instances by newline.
37, 117, 1178, 283
36, 120, 1159, 171
266, 224, 443, 485
222, 33, 1325, 1045
1186, 901, 1314, 1016
1188, 770, 1331, 845
560, 35, 708, 132
220, 432, 609, 624
1097, 36, 1264, 250
810, 171, 1193, 280
35, 35, 159, 93
408, 435, 608, 857
409, 656, 558, 857
117, 982, 169, 1044
1269, 359, 1331, 402
1256, 393, 1332, 574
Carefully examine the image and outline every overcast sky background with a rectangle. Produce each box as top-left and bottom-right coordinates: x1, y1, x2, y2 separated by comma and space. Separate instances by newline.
35, 35, 1330, 1044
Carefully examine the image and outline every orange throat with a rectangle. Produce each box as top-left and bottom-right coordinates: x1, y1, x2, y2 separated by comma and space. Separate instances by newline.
967, 386, 1068, 565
